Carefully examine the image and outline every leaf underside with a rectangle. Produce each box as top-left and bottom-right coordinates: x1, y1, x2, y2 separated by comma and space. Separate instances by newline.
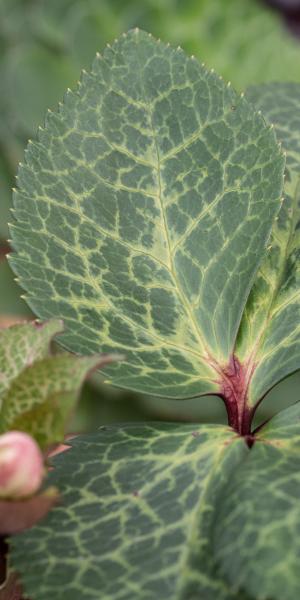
9, 29, 284, 401
236, 83, 300, 405
10, 403, 300, 600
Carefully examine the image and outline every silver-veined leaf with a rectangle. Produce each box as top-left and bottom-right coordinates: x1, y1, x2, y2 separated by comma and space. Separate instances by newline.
9, 30, 284, 400
236, 83, 300, 405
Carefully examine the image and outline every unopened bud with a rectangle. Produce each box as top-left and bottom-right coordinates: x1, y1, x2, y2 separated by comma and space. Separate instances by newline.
0, 431, 44, 499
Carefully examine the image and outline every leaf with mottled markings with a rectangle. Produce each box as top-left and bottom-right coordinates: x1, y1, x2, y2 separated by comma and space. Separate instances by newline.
0, 320, 121, 447
214, 402, 300, 600
10, 423, 247, 600
0, 320, 63, 402
236, 83, 300, 405
9, 29, 284, 401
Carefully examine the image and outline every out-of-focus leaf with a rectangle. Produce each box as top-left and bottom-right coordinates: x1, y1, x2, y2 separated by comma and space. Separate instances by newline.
0, 320, 122, 448
1, 354, 121, 448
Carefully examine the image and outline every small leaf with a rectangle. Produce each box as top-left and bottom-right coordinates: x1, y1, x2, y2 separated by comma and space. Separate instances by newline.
214, 402, 300, 600
9, 30, 284, 401
1, 354, 119, 448
10, 423, 247, 600
236, 83, 300, 405
0, 320, 63, 402
0, 320, 121, 448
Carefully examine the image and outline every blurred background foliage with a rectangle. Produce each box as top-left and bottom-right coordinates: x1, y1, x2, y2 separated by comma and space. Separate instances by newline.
0, 0, 299, 431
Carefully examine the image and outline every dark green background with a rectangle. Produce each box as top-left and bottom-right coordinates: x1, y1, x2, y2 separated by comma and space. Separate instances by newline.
0, 0, 299, 430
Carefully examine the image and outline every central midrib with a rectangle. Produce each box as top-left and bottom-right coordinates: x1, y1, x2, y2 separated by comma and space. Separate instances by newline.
138, 69, 216, 369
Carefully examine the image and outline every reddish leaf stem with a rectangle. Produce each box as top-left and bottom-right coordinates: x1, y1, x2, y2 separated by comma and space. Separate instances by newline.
219, 355, 255, 437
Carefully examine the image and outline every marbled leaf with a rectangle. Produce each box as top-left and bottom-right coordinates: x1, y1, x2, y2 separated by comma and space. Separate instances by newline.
9, 29, 284, 400
10, 423, 247, 600
0, 320, 120, 447
0, 353, 117, 448
236, 83, 300, 405
214, 402, 300, 600
0, 320, 63, 403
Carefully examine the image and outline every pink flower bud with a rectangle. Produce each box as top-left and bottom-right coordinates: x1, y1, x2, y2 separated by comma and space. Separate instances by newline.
0, 431, 44, 499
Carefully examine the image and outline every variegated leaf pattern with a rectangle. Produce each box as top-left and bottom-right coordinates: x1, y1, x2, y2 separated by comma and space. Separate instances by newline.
10, 423, 247, 600
0, 354, 116, 449
236, 83, 300, 405
9, 30, 284, 399
0, 320, 63, 404
215, 402, 300, 600
0, 320, 120, 447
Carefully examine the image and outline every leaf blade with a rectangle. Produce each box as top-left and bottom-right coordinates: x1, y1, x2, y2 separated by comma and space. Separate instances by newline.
10, 423, 246, 600
236, 83, 300, 405
9, 30, 284, 398
0, 319, 63, 401
0, 354, 118, 448
214, 402, 300, 600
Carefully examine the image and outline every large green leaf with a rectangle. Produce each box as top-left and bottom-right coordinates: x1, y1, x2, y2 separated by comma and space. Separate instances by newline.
214, 402, 300, 600
9, 30, 284, 401
236, 83, 300, 405
10, 423, 247, 600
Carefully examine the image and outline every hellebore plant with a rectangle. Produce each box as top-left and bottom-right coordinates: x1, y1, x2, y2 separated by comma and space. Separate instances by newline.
0, 30, 299, 600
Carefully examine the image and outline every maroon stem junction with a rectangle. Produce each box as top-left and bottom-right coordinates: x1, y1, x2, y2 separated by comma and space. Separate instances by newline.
218, 354, 256, 437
